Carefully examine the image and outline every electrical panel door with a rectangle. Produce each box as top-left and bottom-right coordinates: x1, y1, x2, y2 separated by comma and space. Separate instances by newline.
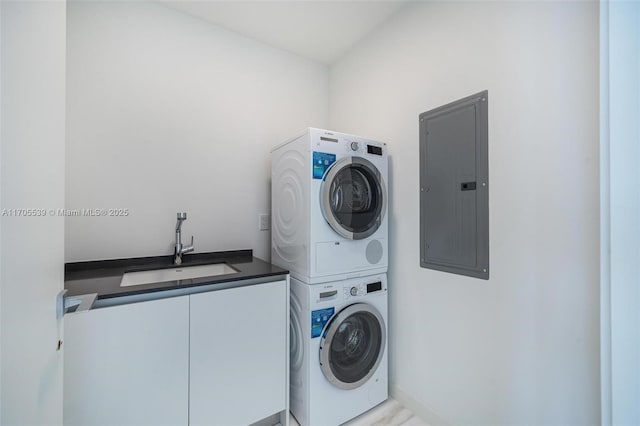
419, 91, 489, 279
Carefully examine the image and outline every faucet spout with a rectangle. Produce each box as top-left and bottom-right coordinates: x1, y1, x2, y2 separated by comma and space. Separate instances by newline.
174, 212, 194, 265
176, 212, 187, 232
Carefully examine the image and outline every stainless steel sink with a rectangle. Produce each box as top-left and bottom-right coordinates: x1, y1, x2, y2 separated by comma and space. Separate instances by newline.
120, 263, 238, 287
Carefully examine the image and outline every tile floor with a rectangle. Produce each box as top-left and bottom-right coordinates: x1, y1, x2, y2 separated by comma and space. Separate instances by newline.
289, 398, 428, 426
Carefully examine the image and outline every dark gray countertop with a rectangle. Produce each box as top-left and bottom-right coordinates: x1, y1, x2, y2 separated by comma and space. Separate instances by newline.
65, 249, 288, 299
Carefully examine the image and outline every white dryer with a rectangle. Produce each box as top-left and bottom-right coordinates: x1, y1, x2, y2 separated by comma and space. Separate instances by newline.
289, 274, 388, 426
271, 128, 388, 284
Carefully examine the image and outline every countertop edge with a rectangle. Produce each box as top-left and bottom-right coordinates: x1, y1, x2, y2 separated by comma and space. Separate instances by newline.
64, 250, 288, 300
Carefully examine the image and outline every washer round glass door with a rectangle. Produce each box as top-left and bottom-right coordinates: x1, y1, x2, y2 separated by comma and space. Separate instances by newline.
320, 157, 386, 240
319, 303, 386, 390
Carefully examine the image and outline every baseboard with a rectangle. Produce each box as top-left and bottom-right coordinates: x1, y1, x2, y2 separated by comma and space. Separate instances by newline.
389, 383, 451, 426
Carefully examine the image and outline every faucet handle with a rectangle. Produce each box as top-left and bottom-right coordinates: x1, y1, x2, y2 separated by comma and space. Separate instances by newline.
177, 212, 187, 220
182, 236, 195, 255
184, 236, 194, 250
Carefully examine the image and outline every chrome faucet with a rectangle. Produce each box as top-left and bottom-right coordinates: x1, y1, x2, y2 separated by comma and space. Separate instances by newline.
174, 212, 194, 265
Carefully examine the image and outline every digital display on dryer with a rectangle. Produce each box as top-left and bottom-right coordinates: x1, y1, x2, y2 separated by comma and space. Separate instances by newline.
367, 281, 382, 293
367, 145, 383, 155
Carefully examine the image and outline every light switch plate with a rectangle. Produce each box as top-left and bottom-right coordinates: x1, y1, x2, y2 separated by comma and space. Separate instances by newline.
259, 214, 270, 231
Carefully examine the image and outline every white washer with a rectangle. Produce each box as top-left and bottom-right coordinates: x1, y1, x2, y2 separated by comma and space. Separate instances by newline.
289, 274, 388, 426
271, 128, 388, 284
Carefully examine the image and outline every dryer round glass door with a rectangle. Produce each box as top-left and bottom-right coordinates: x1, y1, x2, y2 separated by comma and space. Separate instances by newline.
321, 157, 386, 240
319, 303, 386, 390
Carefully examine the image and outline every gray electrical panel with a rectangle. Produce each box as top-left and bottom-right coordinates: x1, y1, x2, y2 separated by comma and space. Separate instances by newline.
419, 91, 489, 279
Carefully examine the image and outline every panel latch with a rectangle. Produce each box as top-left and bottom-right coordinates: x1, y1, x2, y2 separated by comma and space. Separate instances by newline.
461, 181, 477, 191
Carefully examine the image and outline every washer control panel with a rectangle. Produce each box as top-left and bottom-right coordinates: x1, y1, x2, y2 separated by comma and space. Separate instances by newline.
344, 139, 363, 153
343, 283, 365, 299
313, 274, 386, 305
315, 129, 385, 158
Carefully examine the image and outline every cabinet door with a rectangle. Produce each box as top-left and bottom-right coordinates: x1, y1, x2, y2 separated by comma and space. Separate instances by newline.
189, 280, 287, 426
64, 296, 189, 426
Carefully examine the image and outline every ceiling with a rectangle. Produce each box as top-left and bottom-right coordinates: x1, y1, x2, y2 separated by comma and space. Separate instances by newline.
160, 1, 408, 65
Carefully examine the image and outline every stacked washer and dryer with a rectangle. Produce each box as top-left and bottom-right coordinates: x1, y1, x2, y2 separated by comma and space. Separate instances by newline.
271, 128, 389, 426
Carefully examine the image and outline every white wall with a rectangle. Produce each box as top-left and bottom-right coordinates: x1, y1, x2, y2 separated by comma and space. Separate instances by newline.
600, 0, 640, 424
329, 2, 600, 425
65, 1, 328, 262
0, 2, 3, 419
0, 3, 3, 419
0, 1, 66, 424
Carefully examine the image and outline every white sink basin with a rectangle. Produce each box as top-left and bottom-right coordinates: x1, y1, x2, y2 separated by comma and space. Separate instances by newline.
120, 263, 239, 287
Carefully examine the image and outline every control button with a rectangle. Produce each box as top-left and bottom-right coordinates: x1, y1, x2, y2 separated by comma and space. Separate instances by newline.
350, 142, 359, 151
350, 287, 358, 296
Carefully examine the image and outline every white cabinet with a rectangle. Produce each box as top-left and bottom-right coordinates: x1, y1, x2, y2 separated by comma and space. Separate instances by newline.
64, 296, 190, 426
63, 278, 289, 426
189, 280, 288, 425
